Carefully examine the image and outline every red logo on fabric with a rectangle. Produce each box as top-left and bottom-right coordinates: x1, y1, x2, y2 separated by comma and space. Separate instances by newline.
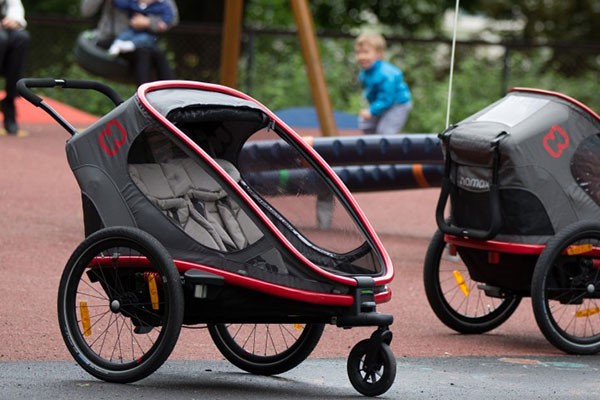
542, 125, 569, 158
98, 119, 127, 156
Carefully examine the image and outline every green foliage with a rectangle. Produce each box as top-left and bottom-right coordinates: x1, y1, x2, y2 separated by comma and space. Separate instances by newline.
22, 0, 79, 16
240, 33, 598, 135
244, 0, 448, 35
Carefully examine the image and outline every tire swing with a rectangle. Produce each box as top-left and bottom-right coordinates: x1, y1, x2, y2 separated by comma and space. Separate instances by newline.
73, 30, 135, 83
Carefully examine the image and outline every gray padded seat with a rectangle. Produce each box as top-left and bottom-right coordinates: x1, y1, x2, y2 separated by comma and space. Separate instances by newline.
129, 163, 224, 250
162, 158, 264, 250
129, 159, 263, 252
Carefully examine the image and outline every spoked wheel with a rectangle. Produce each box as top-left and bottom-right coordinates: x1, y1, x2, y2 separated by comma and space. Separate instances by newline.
57, 226, 184, 383
531, 221, 600, 355
207, 322, 324, 375
423, 229, 521, 333
347, 339, 396, 397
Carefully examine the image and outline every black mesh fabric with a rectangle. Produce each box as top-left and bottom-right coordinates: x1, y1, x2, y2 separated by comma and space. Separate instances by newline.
571, 133, 600, 206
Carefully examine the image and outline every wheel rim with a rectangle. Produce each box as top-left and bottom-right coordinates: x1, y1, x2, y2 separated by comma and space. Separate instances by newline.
219, 323, 311, 361
542, 235, 600, 345
62, 238, 172, 370
437, 243, 513, 322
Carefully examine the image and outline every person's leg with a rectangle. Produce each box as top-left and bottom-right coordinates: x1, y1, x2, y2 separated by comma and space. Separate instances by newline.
149, 47, 175, 80
0, 29, 9, 70
375, 102, 412, 135
109, 29, 137, 55
130, 32, 157, 49
2, 29, 30, 134
132, 46, 153, 85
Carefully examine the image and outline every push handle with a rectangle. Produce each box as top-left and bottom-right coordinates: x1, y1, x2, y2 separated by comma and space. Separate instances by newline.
17, 78, 123, 106
17, 78, 124, 136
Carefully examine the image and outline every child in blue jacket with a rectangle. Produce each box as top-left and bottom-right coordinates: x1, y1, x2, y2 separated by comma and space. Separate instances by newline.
355, 32, 412, 134
109, 0, 173, 56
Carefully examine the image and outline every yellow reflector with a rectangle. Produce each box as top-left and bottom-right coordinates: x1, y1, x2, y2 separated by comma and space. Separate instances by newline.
293, 324, 303, 331
566, 243, 593, 256
148, 274, 159, 310
80, 301, 92, 337
453, 270, 469, 297
575, 307, 600, 318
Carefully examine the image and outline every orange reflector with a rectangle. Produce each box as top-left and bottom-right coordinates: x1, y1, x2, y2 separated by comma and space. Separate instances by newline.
453, 270, 469, 297
566, 243, 593, 256
293, 324, 303, 331
80, 301, 92, 337
575, 307, 600, 318
148, 274, 159, 310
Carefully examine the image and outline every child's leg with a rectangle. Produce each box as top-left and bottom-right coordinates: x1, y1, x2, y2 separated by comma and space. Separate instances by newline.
375, 102, 413, 134
128, 32, 158, 49
109, 29, 141, 56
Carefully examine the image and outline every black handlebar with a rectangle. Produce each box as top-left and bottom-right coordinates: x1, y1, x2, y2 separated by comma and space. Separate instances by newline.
16, 78, 124, 136
17, 78, 123, 106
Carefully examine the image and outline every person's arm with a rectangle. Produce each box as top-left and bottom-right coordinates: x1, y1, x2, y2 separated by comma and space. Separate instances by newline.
80, 0, 105, 17
159, 3, 174, 26
3, 0, 26, 28
131, 0, 178, 33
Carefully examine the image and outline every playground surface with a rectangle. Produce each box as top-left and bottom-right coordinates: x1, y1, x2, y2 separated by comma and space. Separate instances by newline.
0, 97, 582, 398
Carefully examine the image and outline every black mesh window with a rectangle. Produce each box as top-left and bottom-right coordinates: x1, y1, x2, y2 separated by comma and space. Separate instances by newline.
571, 134, 600, 206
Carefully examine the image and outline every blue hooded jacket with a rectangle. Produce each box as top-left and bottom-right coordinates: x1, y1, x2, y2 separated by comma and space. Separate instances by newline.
358, 60, 412, 116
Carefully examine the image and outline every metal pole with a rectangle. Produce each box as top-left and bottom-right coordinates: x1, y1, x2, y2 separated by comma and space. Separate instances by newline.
289, 0, 338, 136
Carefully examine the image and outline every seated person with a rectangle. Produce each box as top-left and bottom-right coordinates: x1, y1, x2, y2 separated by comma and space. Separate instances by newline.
108, 0, 174, 56
0, 0, 29, 135
80, 0, 178, 86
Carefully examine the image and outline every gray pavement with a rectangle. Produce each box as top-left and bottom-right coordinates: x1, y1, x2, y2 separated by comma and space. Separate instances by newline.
2, 356, 598, 399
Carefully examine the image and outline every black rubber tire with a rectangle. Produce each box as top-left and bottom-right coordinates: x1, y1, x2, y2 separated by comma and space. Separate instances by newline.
208, 322, 324, 375
423, 229, 521, 334
57, 226, 184, 383
73, 30, 134, 82
347, 339, 396, 397
531, 221, 600, 355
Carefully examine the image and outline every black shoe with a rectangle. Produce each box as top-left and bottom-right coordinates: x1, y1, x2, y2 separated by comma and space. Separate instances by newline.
1, 99, 18, 134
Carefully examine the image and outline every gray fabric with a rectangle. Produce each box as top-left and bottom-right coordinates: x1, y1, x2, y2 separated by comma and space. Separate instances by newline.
360, 102, 412, 135
443, 90, 600, 244
129, 158, 263, 252
168, 158, 263, 249
145, 89, 263, 119
129, 163, 223, 250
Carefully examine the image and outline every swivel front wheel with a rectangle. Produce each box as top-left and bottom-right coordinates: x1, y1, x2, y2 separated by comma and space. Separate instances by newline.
347, 339, 396, 397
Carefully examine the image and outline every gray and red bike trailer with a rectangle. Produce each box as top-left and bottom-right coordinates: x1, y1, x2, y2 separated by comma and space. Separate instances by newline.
425, 87, 600, 355
18, 78, 396, 396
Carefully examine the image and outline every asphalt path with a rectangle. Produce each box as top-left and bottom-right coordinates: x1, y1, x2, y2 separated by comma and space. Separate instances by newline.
0, 116, 593, 399
3, 357, 599, 399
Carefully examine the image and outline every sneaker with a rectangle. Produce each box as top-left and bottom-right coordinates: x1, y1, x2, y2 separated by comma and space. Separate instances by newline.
108, 40, 122, 56
108, 39, 136, 56
1, 98, 18, 134
117, 40, 136, 53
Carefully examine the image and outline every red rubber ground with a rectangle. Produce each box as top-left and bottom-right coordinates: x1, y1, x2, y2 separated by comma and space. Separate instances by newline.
0, 98, 560, 361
